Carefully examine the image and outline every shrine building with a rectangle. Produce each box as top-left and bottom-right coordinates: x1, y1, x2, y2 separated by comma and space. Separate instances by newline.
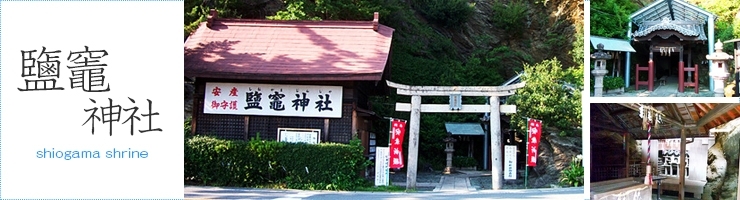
625, 0, 718, 93
184, 10, 394, 155
590, 103, 740, 199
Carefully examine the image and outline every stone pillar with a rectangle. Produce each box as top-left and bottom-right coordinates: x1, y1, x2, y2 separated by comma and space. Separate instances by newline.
707, 40, 733, 97
406, 95, 421, 190
443, 136, 457, 174
490, 96, 502, 190
591, 43, 613, 97
727, 39, 740, 97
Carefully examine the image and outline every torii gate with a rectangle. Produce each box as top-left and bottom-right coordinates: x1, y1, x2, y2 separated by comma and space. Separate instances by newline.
387, 80, 525, 190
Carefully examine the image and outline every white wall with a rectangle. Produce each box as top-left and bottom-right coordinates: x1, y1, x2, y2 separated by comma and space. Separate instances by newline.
639, 138, 714, 182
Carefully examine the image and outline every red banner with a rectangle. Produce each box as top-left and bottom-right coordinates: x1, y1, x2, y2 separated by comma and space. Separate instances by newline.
389, 119, 407, 169
526, 118, 542, 167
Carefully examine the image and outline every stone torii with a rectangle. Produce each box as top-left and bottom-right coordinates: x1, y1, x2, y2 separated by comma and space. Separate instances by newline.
386, 80, 525, 190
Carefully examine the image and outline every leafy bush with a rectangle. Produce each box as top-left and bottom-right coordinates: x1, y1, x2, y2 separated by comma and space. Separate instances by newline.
415, 0, 474, 28
603, 76, 625, 90
491, 0, 528, 38
184, 135, 370, 190
507, 58, 582, 136
560, 155, 584, 187
184, 117, 192, 138
452, 156, 477, 167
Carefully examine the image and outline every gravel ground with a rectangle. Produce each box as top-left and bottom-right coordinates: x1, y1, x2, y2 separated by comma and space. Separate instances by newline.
470, 175, 564, 190
388, 171, 443, 191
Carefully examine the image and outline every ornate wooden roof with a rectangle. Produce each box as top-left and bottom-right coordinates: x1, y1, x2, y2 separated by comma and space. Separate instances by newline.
591, 103, 740, 139
630, 0, 715, 24
629, 0, 717, 41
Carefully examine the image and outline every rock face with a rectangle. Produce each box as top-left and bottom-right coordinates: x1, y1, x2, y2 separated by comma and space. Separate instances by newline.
703, 126, 739, 200
529, 132, 582, 188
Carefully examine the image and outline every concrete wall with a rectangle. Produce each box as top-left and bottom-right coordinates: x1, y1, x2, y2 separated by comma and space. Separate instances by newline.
639, 138, 714, 182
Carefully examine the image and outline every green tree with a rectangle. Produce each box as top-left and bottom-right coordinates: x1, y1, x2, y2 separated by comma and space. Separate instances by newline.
491, 0, 528, 39
414, 0, 474, 28
268, 0, 396, 21
506, 58, 582, 136
590, 0, 639, 38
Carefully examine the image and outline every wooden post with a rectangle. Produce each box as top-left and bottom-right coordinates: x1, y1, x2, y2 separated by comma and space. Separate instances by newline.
679, 128, 686, 200
406, 95, 421, 190
324, 119, 330, 142
625, 133, 630, 178
244, 116, 250, 140
490, 96, 502, 190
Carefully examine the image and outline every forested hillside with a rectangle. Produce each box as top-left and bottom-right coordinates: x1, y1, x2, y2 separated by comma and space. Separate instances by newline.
185, 0, 584, 171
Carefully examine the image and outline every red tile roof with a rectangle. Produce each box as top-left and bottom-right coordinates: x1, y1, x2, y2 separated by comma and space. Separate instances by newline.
184, 16, 394, 81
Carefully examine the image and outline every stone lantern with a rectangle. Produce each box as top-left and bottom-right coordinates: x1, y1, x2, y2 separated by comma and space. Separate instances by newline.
725, 39, 740, 97
591, 43, 613, 97
443, 135, 457, 174
706, 39, 734, 97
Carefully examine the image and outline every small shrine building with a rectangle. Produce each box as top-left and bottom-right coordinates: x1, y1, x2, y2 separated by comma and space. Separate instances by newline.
625, 0, 718, 93
184, 10, 394, 156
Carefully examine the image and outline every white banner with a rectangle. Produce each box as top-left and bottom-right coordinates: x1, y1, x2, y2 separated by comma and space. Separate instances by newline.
375, 147, 390, 186
277, 128, 320, 144
505, 145, 517, 180
204, 82, 343, 118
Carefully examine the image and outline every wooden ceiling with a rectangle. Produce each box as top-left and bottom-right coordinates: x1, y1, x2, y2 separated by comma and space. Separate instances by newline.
591, 103, 740, 140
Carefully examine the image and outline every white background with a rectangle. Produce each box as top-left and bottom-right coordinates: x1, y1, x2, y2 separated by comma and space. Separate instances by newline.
1, 1, 183, 198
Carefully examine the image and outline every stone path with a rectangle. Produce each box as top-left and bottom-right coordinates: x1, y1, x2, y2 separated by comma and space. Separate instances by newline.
388, 170, 579, 192
597, 76, 716, 97
389, 170, 480, 192
434, 174, 476, 192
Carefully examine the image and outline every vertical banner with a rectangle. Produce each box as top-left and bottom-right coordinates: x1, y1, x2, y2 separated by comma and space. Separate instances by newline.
1, 1, 183, 198
374, 147, 390, 186
389, 119, 407, 169
504, 145, 517, 180
526, 118, 543, 167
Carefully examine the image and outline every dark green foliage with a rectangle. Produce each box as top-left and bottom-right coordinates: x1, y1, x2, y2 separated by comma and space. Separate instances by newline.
507, 58, 582, 137
491, 0, 528, 39
452, 156, 477, 167
184, 136, 370, 190
603, 76, 625, 90
184, 0, 255, 38
716, 21, 737, 52
268, 0, 395, 21
590, 0, 639, 38
414, 0, 474, 28
184, 117, 192, 139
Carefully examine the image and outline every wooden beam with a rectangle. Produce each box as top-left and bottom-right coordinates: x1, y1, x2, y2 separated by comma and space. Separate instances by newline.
616, 103, 686, 127
694, 103, 710, 115
387, 80, 525, 96
696, 104, 738, 128
395, 89, 519, 96
666, 103, 685, 124
591, 123, 628, 133
596, 104, 628, 130
395, 103, 516, 113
